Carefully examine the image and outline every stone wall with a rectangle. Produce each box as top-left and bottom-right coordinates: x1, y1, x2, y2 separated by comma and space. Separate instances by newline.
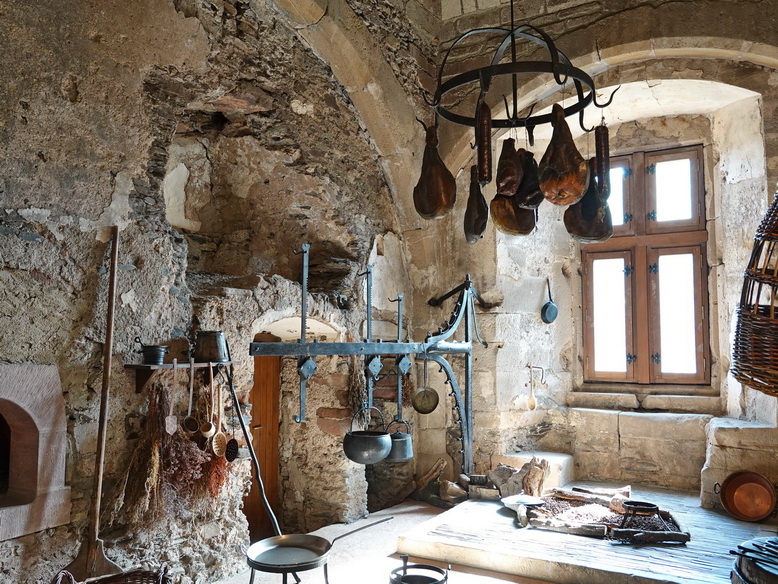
0, 0, 416, 581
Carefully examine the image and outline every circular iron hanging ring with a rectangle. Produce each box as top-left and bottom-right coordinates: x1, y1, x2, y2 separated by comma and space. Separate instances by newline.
434, 61, 596, 129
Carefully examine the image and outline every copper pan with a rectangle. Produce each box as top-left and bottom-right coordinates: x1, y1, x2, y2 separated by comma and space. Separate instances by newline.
714, 470, 776, 522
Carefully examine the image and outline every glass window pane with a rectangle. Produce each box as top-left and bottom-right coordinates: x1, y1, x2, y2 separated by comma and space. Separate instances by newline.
593, 258, 627, 372
658, 254, 697, 374
609, 167, 625, 227
655, 158, 692, 222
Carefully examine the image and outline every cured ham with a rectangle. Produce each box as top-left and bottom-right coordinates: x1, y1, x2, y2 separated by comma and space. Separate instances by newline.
514, 148, 544, 209
413, 121, 457, 219
496, 138, 522, 195
490, 194, 536, 236
464, 165, 489, 244
539, 103, 589, 205
563, 157, 612, 243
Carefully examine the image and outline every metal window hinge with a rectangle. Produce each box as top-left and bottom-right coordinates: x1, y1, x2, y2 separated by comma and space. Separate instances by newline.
623, 213, 633, 223
647, 210, 657, 221
648, 263, 659, 274
624, 167, 633, 177
646, 164, 656, 175
651, 353, 661, 364
623, 265, 634, 276
626, 353, 637, 364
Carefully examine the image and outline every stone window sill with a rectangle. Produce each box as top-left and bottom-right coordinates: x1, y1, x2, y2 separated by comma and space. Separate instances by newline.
568, 386, 722, 415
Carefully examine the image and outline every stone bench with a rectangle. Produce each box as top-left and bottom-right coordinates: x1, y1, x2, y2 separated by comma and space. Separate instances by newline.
491, 451, 574, 489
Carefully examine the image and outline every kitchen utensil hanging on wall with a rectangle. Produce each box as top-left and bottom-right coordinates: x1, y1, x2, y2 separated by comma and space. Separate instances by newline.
412, 358, 439, 414
182, 358, 199, 437
199, 365, 216, 439
164, 359, 178, 435
212, 377, 227, 457
541, 278, 558, 324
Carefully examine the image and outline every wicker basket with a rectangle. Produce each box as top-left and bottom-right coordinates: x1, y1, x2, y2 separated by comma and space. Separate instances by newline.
732, 194, 778, 397
52, 565, 171, 584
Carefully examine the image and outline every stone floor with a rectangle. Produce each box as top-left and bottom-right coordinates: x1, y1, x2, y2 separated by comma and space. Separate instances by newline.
218, 484, 778, 584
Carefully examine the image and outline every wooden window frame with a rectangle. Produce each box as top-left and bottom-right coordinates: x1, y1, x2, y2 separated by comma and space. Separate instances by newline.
581, 145, 710, 386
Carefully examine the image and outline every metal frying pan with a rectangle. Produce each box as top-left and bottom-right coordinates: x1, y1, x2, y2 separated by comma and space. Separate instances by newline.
245, 516, 393, 574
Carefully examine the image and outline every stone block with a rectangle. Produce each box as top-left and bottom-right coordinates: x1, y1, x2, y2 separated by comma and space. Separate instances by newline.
568, 408, 620, 452
707, 417, 778, 448
705, 444, 778, 475
491, 451, 574, 488
641, 395, 723, 414
618, 412, 711, 442
567, 392, 639, 410
417, 428, 447, 455
573, 450, 621, 482
619, 436, 705, 489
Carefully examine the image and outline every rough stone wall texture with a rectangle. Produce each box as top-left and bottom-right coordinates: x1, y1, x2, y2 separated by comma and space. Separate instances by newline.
0, 0, 417, 581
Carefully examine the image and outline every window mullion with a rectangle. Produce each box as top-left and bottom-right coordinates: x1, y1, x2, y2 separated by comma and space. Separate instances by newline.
633, 246, 651, 383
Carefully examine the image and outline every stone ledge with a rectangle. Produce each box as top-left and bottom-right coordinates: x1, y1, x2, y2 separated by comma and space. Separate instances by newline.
707, 416, 778, 448
567, 392, 639, 409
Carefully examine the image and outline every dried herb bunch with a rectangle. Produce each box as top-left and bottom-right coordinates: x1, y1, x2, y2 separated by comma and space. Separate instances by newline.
163, 432, 212, 492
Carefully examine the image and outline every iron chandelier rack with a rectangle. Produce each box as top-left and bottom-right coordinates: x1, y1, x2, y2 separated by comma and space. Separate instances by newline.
424, 0, 616, 137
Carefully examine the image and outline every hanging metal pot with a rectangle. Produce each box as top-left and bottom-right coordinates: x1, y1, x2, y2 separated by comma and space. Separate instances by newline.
135, 337, 168, 365
385, 420, 413, 463
541, 278, 558, 324
193, 330, 229, 363
343, 406, 391, 465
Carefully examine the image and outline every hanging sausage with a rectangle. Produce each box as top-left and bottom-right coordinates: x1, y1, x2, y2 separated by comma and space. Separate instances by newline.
413, 119, 457, 219
539, 103, 589, 205
476, 97, 492, 185
464, 166, 489, 244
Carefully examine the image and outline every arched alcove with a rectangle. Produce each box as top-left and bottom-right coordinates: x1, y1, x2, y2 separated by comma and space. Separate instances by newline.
0, 364, 71, 541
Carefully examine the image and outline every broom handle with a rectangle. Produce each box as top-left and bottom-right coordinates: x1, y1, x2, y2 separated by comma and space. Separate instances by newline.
88, 227, 119, 554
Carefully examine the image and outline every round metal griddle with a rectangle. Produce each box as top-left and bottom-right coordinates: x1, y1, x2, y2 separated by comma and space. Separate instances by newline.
245, 516, 393, 583
246, 534, 332, 573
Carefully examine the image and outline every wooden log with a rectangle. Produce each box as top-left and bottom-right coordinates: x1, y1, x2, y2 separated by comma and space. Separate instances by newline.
415, 458, 447, 493
571, 485, 631, 498
528, 517, 607, 538
609, 528, 691, 544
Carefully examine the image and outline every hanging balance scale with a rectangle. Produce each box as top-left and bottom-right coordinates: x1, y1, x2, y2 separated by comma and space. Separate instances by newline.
412, 358, 439, 414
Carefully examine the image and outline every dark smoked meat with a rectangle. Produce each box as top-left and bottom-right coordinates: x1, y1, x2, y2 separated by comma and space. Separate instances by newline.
413, 124, 457, 219
496, 138, 522, 195
464, 166, 489, 244
490, 194, 536, 236
476, 98, 493, 185
539, 103, 589, 205
514, 148, 544, 209
563, 157, 612, 243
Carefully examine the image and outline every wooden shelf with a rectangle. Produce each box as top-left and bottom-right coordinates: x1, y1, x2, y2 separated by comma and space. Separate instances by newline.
124, 361, 233, 393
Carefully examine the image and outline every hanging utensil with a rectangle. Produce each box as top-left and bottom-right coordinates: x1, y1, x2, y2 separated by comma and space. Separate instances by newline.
224, 371, 239, 462
541, 278, 558, 324
64, 226, 123, 580
212, 377, 227, 457
412, 358, 439, 414
199, 364, 216, 439
165, 359, 179, 435
181, 358, 199, 437
527, 365, 544, 411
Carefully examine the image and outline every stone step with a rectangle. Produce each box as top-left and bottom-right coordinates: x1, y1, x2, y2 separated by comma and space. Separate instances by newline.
491, 451, 574, 489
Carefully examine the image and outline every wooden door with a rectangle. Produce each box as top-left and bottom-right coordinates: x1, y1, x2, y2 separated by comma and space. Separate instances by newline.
243, 333, 281, 541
